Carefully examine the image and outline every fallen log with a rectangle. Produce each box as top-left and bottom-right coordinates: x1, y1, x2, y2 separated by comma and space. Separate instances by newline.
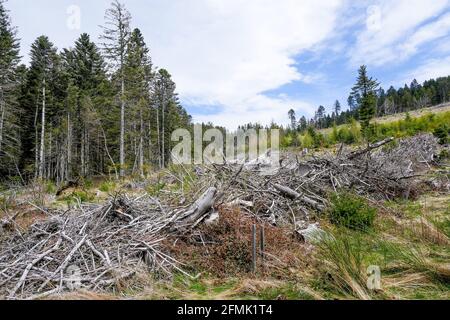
348, 137, 394, 160
273, 184, 325, 211
179, 187, 217, 224
56, 179, 80, 196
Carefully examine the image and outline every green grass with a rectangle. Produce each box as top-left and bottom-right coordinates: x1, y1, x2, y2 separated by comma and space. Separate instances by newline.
286, 110, 450, 150
99, 181, 117, 193
61, 190, 95, 205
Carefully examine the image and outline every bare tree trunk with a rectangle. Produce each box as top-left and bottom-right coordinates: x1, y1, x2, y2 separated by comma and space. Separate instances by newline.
0, 88, 5, 154
67, 112, 72, 180
161, 96, 165, 169
81, 128, 85, 177
86, 129, 90, 176
38, 79, 46, 180
156, 104, 161, 169
120, 73, 125, 178
34, 100, 39, 179
101, 125, 119, 180
148, 111, 152, 168
139, 109, 144, 177
47, 130, 52, 180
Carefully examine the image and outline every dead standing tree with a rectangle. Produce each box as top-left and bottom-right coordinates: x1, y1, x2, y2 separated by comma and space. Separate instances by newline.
100, 0, 132, 178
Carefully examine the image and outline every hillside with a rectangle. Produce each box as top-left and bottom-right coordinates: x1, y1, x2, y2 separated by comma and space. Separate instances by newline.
320, 103, 450, 136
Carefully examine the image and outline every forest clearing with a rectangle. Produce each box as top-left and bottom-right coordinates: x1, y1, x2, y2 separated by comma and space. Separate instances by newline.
1, 124, 449, 300
1, 0, 450, 303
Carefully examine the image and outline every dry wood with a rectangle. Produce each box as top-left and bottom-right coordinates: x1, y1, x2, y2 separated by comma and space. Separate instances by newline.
0, 133, 444, 299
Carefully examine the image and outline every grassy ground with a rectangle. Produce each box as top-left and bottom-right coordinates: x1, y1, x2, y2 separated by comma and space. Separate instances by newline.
320, 103, 450, 136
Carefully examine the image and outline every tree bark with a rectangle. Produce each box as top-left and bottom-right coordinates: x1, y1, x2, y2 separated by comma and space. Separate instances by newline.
139, 109, 144, 177
67, 112, 72, 180
161, 94, 165, 168
0, 88, 5, 154
120, 76, 125, 178
38, 79, 46, 180
156, 102, 161, 169
180, 187, 217, 224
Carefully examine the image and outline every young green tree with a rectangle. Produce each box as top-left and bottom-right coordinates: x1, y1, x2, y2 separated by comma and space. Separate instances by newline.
351, 65, 379, 137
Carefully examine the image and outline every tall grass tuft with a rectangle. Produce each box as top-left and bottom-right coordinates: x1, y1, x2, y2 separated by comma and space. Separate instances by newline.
315, 231, 373, 300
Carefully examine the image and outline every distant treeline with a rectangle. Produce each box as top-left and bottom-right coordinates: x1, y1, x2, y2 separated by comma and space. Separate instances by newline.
298, 75, 450, 131
235, 73, 450, 141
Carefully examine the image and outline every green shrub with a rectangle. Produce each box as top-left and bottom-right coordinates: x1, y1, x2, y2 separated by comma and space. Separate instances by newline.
337, 127, 357, 144
438, 149, 450, 161
99, 181, 117, 193
320, 111, 450, 147
433, 123, 449, 145
300, 131, 314, 149
63, 190, 95, 204
45, 181, 57, 194
328, 192, 377, 232
147, 182, 166, 196
307, 127, 326, 148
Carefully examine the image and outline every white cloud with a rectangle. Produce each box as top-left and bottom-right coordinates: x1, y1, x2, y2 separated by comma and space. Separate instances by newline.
400, 12, 450, 56
350, 0, 450, 66
195, 94, 316, 129
400, 56, 450, 84
138, 0, 344, 128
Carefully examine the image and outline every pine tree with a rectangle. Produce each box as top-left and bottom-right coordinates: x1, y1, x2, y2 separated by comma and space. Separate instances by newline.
61, 33, 108, 180
334, 100, 341, 118
288, 109, 296, 130
351, 65, 379, 136
316, 105, 326, 129
19, 36, 58, 179
154, 69, 176, 168
0, 0, 20, 176
100, 0, 131, 178
299, 116, 307, 132
124, 28, 153, 177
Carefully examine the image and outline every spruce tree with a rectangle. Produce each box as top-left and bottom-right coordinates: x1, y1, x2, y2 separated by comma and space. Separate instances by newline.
154, 69, 176, 168
288, 109, 296, 130
0, 0, 20, 176
100, 0, 131, 178
19, 36, 58, 179
124, 28, 153, 176
351, 65, 379, 137
62, 33, 108, 179
334, 100, 341, 118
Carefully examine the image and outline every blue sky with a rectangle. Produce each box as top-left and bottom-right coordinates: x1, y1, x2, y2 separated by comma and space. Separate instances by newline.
6, 0, 450, 128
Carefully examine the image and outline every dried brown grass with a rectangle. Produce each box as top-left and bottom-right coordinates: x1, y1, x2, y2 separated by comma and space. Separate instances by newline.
167, 207, 307, 278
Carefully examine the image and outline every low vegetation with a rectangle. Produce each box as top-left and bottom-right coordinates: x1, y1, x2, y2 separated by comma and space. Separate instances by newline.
328, 193, 376, 232
286, 110, 450, 150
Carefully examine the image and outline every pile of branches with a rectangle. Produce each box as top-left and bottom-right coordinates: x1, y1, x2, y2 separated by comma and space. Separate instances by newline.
0, 134, 443, 299
200, 134, 443, 228
0, 190, 217, 300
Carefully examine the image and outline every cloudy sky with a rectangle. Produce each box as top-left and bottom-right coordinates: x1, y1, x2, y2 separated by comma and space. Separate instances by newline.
6, 0, 450, 128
